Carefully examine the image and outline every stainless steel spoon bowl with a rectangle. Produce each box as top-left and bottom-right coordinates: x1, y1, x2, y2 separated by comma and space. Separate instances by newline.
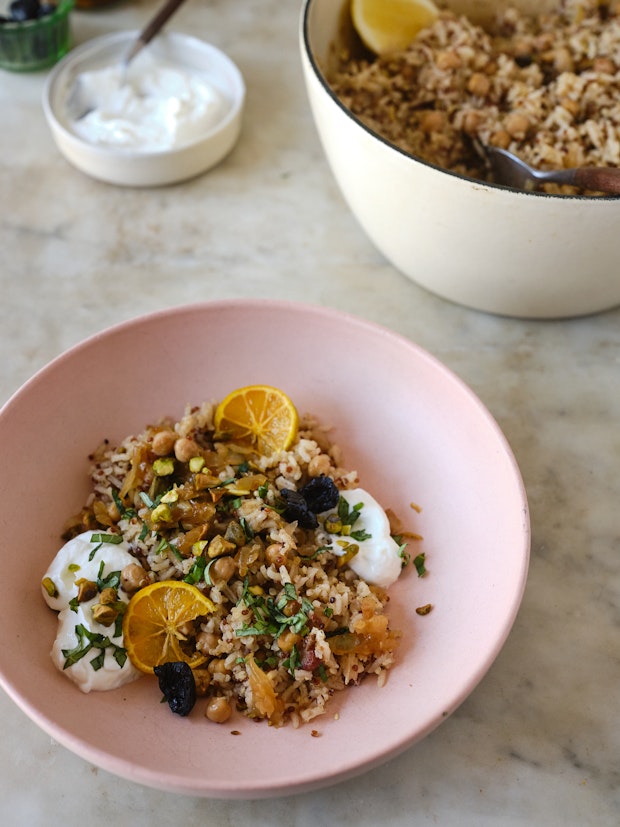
477, 142, 620, 195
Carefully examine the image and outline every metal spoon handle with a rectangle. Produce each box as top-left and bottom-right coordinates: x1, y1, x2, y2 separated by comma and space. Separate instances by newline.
124, 0, 189, 66
537, 166, 620, 195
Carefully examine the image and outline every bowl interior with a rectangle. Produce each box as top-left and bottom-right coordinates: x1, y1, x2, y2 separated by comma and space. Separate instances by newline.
0, 300, 529, 797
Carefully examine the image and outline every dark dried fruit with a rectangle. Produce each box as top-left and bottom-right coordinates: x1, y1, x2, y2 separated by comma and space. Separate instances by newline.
154, 661, 197, 716
299, 475, 339, 514
0, 0, 55, 24
9, 0, 42, 21
281, 475, 340, 528
280, 489, 317, 529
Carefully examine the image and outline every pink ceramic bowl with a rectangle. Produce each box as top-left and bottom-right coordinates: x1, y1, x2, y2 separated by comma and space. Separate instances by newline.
0, 300, 529, 797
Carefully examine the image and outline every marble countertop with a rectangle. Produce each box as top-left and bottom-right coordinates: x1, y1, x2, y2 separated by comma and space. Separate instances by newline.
1, 1, 619, 824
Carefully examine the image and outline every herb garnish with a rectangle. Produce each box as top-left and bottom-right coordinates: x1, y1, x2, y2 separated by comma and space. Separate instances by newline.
97, 560, 121, 591
394, 535, 411, 567
111, 488, 136, 519
413, 552, 427, 577
325, 497, 372, 542
62, 623, 127, 671
283, 644, 301, 676
236, 580, 313, 640
155, 536, 182, 560
184, 555, 208, 585
139, 491, 154, 508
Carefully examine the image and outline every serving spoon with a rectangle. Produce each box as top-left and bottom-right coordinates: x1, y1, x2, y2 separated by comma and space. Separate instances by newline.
66, 0, 188, 121
476, 141, 620, 195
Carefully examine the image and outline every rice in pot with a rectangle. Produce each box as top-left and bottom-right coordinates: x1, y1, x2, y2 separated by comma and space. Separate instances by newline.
330, 0, 620, 194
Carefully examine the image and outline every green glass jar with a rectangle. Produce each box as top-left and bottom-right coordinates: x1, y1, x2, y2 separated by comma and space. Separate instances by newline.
0, 0, 74, 72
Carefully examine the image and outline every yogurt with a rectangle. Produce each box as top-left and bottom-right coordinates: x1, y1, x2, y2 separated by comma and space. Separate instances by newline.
42, 530, 142, 692
68, 55, 228, 151
321, 489, 404, 588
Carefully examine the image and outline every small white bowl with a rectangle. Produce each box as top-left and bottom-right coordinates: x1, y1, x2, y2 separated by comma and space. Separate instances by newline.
300, 0, 620, 319
43, 31, 245, 187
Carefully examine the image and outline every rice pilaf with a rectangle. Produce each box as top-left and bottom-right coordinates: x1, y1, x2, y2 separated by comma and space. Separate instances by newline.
331, 0, 620, 194
59, 399, 410, 727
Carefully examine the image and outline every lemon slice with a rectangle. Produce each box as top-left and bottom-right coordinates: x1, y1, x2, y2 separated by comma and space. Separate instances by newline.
351, 0, 440, 55
122, 581, 215, 675
214, 385, 299, 456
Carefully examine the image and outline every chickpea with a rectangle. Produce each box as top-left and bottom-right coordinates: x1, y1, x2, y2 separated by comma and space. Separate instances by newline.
206, 697, 232, 723
490, 129, 511, 149
174, 437, 201, 463
151, 430, 176, 456
435, 50, 461, 71
212, 556, 236, 583
420, 110, 446, 134
503, 112, 530, 140
460, 109, 483, 136
208, 658, 228, 676
120, 563, 150, 594
467, 72, 490, 98
307, 453, 331, 478
265, 543, 288, 567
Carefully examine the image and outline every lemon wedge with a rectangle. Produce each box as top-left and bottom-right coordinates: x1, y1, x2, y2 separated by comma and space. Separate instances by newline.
214, 385, 299, 456
122, 581, 215, 674
351, 0, 440, 55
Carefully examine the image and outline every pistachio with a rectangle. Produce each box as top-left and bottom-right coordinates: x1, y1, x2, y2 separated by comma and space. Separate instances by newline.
189, 456, 205, 473
336, 543, 359, 568
324, 515, 342, 534
224, 520, 246, 547
160, 488, 179, 504
151, 502, 173, 523
153, 457, 175, 476
41, 577, 58, 598
98, 587, 118, 605
207, 534, 236, 559
91, 602, 120, 626
192, 540, 208, 556
75, 578, 98, 603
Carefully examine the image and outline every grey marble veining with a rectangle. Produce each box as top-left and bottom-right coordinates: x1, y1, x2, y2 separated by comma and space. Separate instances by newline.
1, 1, 619, 824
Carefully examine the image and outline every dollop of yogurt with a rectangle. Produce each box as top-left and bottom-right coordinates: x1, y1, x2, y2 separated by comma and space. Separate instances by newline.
321, 488, 403, 588
69, 55, 228, 151
41, 530, 141, 693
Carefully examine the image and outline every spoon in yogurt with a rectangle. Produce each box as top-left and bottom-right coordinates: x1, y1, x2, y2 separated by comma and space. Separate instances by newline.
66, 0, 188, 121
475, 140, 620, 195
